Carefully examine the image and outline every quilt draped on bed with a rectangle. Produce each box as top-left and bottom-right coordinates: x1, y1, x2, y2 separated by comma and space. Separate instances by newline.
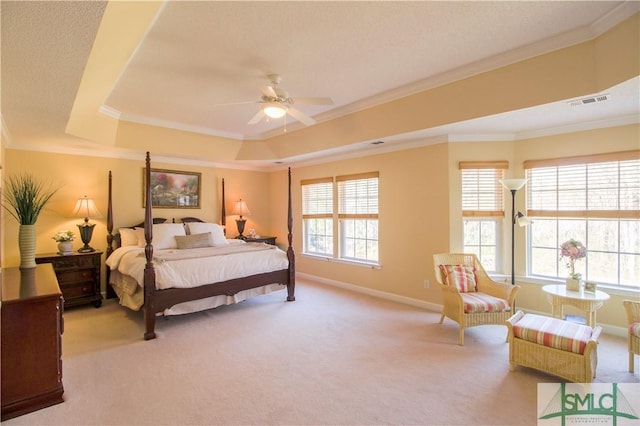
106, 241, 288, 314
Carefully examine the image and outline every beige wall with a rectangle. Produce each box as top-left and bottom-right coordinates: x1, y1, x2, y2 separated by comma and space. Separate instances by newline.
285, 143, 450, 303
2, 125, 638, 331
277, 124, 639, 332
2, 12, 637, 332
1, 150, 273, 280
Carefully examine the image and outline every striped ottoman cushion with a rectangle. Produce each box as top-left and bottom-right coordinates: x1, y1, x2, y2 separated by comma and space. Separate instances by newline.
461, 292, 510, 314
630, 322, 640, 338
513, 314, 593, 354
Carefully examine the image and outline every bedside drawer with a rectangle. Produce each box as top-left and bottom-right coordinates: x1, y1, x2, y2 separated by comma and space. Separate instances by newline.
56, 269, 95, 285
61, 281, 96, 299
49, 256, 98, 270
35, 251, 103, 309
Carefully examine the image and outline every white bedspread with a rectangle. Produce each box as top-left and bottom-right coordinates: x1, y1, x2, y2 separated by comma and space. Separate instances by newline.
106, 241, 289, 290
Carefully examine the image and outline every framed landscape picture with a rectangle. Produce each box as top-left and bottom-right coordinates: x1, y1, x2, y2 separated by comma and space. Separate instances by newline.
143, 168, 201, 208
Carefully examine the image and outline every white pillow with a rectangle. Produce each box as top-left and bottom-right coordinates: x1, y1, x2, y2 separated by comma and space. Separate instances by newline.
152, 223, 187, 249
184, 222, 228, 246
135, 223, 187, 249
119, 228, 138, 247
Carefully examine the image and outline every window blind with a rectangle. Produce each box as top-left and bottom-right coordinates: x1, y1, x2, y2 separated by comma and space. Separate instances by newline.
525, 151, 640, 218
460, 164, 506, 217
337, 172, 379, 219
301, 177, 333, 219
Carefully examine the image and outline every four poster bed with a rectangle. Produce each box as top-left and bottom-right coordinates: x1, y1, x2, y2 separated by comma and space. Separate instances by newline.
105, 152, 295, 340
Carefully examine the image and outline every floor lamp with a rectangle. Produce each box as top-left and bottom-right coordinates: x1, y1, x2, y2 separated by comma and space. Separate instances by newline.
500, 179, 528, 286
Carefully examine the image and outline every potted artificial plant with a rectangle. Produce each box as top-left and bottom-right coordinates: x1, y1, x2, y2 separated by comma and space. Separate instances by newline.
2, 173, 60, 269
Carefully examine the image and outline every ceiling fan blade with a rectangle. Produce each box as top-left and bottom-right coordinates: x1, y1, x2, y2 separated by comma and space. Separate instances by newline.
262, 85, 278, 98
287, 107, 316, 126
291, 97, 333, 105
248, 109, 265, 125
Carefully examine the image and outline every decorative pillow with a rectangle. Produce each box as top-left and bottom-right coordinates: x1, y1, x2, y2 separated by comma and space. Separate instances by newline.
119, 228, 138, 247
149, 223, 187, 250
439, 264, 477, 293
184, 222, 228, 246
175, 232, 213, 249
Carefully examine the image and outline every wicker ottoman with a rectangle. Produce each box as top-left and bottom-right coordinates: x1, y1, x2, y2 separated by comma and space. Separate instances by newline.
506, 311, 602, 382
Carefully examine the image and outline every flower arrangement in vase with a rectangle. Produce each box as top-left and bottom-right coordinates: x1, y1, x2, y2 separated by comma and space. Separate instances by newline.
53, 230, 75, 255
560, 238, 587, 291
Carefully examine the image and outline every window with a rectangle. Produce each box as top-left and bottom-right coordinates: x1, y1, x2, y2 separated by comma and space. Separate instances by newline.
525, 151, 640, 288
338, 173, 379, 263
301, 172, 379, 265
301, 177, 333, 256
460, 161, 507, 272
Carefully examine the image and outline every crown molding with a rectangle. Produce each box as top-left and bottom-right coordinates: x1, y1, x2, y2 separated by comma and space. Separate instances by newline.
108, 7, 640, 142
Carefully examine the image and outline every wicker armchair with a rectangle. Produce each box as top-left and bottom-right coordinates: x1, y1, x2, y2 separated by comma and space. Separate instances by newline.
433, 253, 520, 345
623, 300, 640, 373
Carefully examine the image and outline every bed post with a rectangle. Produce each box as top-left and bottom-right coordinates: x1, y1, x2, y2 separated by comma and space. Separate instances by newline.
221, 178, 226, 235
106, 171, 114, 257
286, 167, 295, 302
105, 171, 116, 299
143, 152, 157, 340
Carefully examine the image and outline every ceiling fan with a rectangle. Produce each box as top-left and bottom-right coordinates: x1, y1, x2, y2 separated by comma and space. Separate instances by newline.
247, 74, 333, 126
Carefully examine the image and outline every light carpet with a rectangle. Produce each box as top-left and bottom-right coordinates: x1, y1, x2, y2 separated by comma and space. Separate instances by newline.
5, 278, 639, 425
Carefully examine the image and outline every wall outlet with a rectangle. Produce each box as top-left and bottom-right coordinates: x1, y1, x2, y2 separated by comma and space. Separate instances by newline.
423, 279, 430, 289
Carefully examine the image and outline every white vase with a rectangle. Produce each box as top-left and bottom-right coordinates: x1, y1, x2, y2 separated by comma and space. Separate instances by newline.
18, 224, 37, 269
57, 241, 73, 255
565, 277, 581, 291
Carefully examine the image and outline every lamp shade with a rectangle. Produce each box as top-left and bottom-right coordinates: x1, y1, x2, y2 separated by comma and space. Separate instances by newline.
263, 102, 287, 118
71, 196, 102, 220
516, 211, 532, 227
500, 178, 527, 191
231, 199, 251, 217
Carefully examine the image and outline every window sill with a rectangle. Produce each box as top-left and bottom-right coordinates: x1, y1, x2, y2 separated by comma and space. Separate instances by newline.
301, 253, 381, 270
489, 273, 640, 298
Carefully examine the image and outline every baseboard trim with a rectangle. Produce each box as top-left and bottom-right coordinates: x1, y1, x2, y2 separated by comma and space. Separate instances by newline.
296, 272, 442, 313
295, 272, 628, 338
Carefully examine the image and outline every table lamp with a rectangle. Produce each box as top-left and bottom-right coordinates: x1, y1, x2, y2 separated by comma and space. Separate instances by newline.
72, 196, 102, 252
232, 199, 251, 239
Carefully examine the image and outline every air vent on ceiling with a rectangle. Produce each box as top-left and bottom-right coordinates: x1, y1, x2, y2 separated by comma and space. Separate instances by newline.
568, 94, 609, 107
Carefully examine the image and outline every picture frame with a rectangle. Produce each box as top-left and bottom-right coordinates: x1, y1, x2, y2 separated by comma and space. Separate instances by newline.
143, 168, 201, 209
584, 281, 597, 293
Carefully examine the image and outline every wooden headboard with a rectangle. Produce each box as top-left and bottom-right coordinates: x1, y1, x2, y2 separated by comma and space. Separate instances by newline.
105, 173, 228, 258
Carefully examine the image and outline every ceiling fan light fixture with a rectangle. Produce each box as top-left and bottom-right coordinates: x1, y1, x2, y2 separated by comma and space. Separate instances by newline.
263, 102, 287, 118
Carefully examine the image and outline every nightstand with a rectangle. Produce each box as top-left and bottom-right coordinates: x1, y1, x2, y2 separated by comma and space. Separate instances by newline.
36, 251, 103, 308
242, 236, 276, 245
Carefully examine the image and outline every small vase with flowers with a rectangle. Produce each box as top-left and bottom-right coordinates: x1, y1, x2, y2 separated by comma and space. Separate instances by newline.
53, 230, 75, 255
560, 238, 587, 291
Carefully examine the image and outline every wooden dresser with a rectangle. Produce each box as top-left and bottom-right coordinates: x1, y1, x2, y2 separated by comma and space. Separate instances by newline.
1, 264, 64, 421
36, 251, 102, 308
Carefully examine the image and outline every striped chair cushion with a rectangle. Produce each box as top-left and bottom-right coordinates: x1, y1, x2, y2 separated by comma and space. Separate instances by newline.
460, 292, 509, 314
513, 314, 593, 354
439, 264, 477, 293
630, 322, 640, 338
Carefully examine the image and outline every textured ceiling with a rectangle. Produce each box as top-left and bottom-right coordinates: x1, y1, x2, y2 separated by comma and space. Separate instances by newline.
1, 1, 639, 168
